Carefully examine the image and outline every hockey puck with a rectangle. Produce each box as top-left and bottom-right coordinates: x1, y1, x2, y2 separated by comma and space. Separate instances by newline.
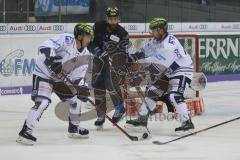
142, 132, 148, 139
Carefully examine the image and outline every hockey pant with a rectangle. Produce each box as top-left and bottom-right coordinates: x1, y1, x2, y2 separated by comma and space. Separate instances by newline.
25, 75, 83, 131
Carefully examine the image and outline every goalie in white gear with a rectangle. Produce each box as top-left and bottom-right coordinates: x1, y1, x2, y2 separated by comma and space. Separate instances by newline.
16, 23, 94, 145
126, 17, 194, 132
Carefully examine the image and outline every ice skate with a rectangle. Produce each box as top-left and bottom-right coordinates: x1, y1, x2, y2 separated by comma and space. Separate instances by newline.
175, 119, 195, 133
125, 114, 148, 130
94, 116, 105, 130
16, 121, 36, 145
112, 103, 125, 123
68, 121, 89, 138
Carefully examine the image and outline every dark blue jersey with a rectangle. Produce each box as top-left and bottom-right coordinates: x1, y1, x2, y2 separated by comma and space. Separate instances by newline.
89, 20, 129, 57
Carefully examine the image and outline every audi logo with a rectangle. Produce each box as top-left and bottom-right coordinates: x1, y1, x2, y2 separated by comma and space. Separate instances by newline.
232, 24, 240, 29
53, 25, 64, 31
199, 24, 208, 29
127, 25, 137, 31
168, 24, 174, 30
0, 25, 7, 31
24, 25, 36, 31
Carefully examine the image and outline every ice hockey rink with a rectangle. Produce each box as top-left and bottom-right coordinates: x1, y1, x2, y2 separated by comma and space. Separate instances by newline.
0, 81, 240, 160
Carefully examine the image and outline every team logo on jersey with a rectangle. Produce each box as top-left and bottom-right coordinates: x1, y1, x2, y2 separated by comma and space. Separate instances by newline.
65, 36, 74, 45
168, 36, 175, 45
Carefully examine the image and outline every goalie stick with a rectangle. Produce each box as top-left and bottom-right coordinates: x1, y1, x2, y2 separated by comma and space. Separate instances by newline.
152, 116, 240, 145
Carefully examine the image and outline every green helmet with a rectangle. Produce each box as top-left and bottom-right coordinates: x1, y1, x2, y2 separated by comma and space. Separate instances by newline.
149, 17, 168, 31
106, 6, 119, 17
74, 23, 93, 38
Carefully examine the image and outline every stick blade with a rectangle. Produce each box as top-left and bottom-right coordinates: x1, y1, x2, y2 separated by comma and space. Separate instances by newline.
152, 140, 166, 145
130, 136, 138, 141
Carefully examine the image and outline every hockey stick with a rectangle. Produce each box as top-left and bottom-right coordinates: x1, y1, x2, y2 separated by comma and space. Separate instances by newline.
85, 98, 138, 141
54, 71, 139, 141
135, 86, 155, 115
128, 85, 152, 135
152, 116, 240, 145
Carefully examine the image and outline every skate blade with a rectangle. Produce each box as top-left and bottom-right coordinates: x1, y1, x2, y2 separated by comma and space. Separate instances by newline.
16, 136, 35, 145
175, 129, 195, 136
68, 133, 89, 138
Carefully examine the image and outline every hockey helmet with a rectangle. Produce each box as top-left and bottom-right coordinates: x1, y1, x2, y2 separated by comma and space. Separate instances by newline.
149, 17, 168, 31
106, 6, 119, 17
74, 23, 93, 38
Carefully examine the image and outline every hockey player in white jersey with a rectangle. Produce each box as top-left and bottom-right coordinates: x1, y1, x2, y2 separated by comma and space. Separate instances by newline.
16, 23, 93, 145
126, 18, 195, 132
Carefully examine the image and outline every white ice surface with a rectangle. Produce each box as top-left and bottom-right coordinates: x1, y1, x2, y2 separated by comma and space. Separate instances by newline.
0, 81, 240, 160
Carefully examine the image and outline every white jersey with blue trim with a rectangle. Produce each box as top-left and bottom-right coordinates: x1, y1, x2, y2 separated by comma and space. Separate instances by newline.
33, 33, 90, 81
139, 33, 193, 77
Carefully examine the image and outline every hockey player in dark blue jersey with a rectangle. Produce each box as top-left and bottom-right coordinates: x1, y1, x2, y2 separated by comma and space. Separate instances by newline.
89, 6, 129, 129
